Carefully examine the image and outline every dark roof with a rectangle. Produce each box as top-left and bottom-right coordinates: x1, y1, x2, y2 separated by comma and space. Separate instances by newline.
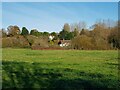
62, 40, 71, 43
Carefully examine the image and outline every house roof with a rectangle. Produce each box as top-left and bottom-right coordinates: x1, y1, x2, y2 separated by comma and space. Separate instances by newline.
62, 40, 71, 43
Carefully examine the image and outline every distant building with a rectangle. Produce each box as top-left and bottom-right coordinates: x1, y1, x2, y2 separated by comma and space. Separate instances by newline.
49, 35, 54, 41
59, 40, 71, 47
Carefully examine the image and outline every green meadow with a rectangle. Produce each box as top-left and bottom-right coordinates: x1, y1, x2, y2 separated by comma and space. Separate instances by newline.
2, 48, 119, 89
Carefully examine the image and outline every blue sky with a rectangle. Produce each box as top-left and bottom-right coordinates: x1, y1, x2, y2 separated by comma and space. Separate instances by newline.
2, 2, 118, 32
1, 0, 119, 2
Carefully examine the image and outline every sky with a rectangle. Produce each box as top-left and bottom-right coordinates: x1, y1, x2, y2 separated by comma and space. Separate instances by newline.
1, 0, 119, 2
1, 2, 118, 32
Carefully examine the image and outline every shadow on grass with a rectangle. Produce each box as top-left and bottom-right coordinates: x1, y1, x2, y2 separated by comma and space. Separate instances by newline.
2, 61, 118, 89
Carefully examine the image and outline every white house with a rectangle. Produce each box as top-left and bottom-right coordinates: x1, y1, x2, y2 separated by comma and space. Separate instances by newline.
59, 40, 71, 47
49, 35, 54, 41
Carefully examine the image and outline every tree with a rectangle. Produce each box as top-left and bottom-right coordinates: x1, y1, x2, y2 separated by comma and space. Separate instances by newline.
1, 28, 7, 37
71, 35, 93, 50
73, 28, 79, 37
7, 25, 20, 36
59, 29, 74, 40
21, 27, 29, 35
59, 29, 69, 40
63, 23, 70, 32
65, 32, 74, 40
90, 22, 111, 50
43, 32, 49, 36
70, 21, 86, 32
51, 32, 57, 36
78, 21, 86, 30
30, 29, 40, 36
91, 20, 111, 41
108, 26, 120, 49
80, 29, 91, 37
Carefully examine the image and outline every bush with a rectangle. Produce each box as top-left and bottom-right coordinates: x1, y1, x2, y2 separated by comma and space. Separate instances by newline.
93, 37, 111, 50
2, 35, 30, 48
31, 36, 49, 49
25, 35, 38, 46
71, 35, 94, 50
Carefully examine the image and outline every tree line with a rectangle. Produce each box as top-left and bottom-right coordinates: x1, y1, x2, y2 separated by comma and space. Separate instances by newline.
1, 19, 119, 50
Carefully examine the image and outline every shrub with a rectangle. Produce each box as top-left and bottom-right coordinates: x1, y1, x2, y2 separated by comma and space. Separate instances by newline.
25, 35, 37, 46
31, 36, 49, 49
93, 37, 111, 50
71, 35, 94, 50
2, 35, 30, 48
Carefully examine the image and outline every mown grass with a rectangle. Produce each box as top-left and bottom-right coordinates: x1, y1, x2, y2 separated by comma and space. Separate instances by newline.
2, 48, 119, 89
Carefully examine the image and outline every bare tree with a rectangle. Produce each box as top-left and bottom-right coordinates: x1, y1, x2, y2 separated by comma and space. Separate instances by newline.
70, 21, 86, 32
7, 25, 20, 36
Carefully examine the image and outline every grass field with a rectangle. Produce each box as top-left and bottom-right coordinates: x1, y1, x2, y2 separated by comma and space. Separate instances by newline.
2, 48, 119, 89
